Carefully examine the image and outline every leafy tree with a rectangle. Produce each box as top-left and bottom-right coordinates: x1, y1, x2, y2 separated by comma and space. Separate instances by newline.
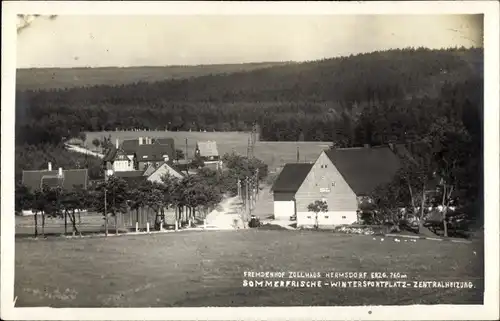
175, 149, 185, 161
190, 156, 205, 170
160, 173, 182, 229
92, 138, 101, 150
91, 176, 129, 235
307, 200, 328, 229
61, 187, 88, 236
15, 183, 33, 214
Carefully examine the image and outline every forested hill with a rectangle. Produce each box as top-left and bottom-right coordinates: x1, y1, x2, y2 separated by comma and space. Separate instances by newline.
16, 47, 483, 145
16, 61, 294, 91
20, 47, 482, 103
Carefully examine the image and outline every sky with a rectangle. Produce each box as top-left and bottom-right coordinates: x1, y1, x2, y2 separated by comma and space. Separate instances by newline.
16, 14, 483, 68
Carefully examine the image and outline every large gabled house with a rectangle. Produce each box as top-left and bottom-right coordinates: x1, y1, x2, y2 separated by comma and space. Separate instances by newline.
103, 137, 176, 173
272, 145, 401, 227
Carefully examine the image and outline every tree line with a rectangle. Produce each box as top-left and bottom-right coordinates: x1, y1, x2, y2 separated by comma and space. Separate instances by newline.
15, 153, 268, 237
16, 47, 482, 147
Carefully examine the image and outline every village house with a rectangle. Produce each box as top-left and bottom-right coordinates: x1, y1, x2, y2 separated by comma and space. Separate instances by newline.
103, 137, 176, 173
112, 160, 184, 185
195, 140, 222, 170
272, 163, 313, 221
144, 162, 184, 182
22, 162, 89, 192
272, 145, 401, 228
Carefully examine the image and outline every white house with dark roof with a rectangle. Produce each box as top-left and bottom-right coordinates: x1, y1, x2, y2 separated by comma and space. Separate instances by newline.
272, 145, 402, 228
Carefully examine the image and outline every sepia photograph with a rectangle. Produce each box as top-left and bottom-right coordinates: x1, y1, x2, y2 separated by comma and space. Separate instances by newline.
1, 1, 499, 320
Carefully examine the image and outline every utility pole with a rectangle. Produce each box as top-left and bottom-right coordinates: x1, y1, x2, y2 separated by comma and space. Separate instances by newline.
185, 138, 188, 162
255, 168, 259, 201
296, 146, 300, 163
245, 176, 250, 219
247, 137, 251, 159
237, 178, 241, 200
104, 173, 108, 237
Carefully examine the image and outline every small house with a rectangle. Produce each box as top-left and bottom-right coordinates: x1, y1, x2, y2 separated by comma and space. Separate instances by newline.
195, 141, 220, 162
22, 162, 89, 192
271, 163, 313, 220
145, 162, 184, 183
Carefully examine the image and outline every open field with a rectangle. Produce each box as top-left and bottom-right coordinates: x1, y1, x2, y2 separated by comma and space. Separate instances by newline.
16, 62, 292, 91
84, 131, 330, 170
15, 230, 483, 307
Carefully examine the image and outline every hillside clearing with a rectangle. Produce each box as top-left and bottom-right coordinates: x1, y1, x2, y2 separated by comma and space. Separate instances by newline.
15, 230, 483, 307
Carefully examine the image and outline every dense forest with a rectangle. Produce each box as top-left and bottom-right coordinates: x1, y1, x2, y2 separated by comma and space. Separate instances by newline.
16, 47, 483, 198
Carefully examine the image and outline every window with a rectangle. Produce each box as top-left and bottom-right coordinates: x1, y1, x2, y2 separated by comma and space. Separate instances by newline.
324, 215, 329, 219
332, 182, 335, 186
320, 165, 323, 168
142, 155, 148, 159
342, 216, 346, 219
325, 164, 328, 168
307, 216, 311, 219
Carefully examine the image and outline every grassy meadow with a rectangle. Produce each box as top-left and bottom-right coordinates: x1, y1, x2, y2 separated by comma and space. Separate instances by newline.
84, 130, 330, 171
15, 230, 483, 307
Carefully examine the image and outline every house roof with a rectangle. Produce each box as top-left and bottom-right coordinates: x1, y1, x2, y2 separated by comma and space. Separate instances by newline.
65, 137, 85, 145
196, 141, 219, 157
22, 169, 89, 191
147, 162, 184, 181
114, 170, 145, 178
136, 144, 174, 162
102, 145, 118, 162
114, 170, 147, 185
121, 139, 140, 155
325, 146, 401, 196
272, 163, 313, 193
142, 163, 158, 177
152, 137, 175, 147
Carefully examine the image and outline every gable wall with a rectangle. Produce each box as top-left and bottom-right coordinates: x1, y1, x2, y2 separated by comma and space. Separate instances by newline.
295, 151, 357, 213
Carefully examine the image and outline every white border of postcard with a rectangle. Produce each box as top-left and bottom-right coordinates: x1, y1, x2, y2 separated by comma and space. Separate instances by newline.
2, 1, 499, 320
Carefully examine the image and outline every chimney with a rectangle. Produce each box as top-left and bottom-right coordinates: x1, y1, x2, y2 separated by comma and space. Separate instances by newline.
58, 167, 63, 177
48, 162, 52, 171
139, 137, 143, 145
116, 138, 119, 149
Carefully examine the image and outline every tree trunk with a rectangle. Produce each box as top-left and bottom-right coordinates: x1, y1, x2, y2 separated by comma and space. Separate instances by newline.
115, 212, 118, 235
69, 210, 80, 236
441, 184, 454, 238
174, 206, 178, 231
34, 212, 38, 238
418, 183, 427, 232
41, 211, 45, 238
136, 208, 139, 230
64, 210, 68, 235
104, 212, 108, 236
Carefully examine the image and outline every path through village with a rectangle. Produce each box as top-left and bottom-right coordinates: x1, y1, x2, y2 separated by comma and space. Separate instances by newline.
204, 185, 295, 230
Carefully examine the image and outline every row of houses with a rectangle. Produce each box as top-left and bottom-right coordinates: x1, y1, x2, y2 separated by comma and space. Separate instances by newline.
271, 143, 435, 228
21, 137, 221, 192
